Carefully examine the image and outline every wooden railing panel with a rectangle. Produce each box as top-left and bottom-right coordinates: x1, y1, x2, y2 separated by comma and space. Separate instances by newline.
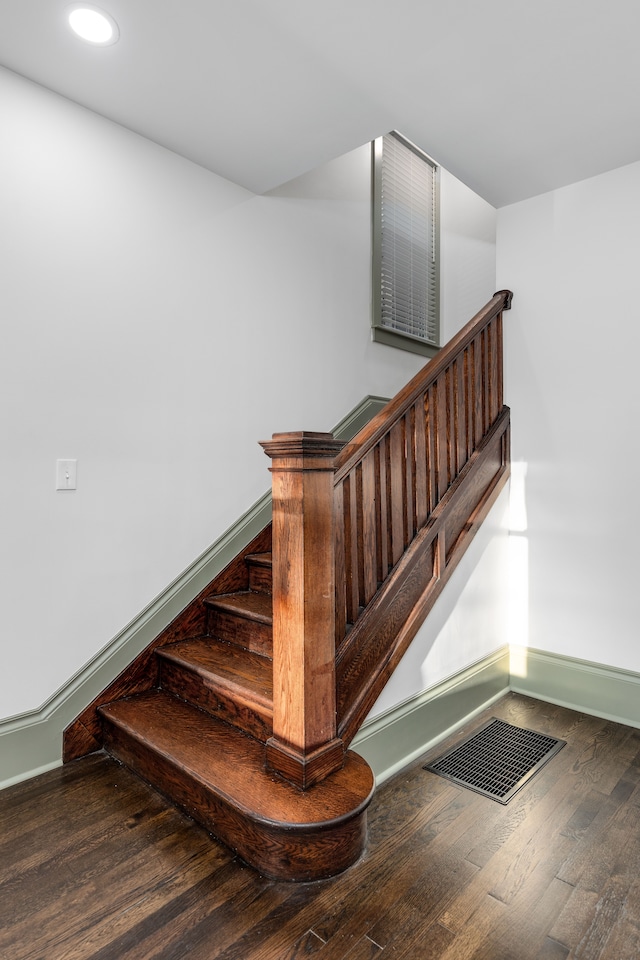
263, 290, 512, 784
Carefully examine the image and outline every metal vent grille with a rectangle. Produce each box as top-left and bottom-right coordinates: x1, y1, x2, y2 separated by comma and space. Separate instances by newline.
424, 718, 566, 804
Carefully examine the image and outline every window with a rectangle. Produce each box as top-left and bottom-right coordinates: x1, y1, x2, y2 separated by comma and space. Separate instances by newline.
372, 131, 440, 357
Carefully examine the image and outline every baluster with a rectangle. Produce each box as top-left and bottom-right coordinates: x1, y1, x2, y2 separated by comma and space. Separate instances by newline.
473, 334, 484, 448
375, 439, 389, 583
361, 451, 378, 606
464, 345, 473, 463
435, 375, 449, 501
413, 394, 428, 529
334, 481, 347, 649
343, 472, 359, 624
482, 324, 490, 435
453, 355, 467, 477
425, 385, 438, 512
488, 315, 501, 424
445, 364, 455, 486
496, 312, 504, 413
404, 407, 416, 543
389, 419, 406, 566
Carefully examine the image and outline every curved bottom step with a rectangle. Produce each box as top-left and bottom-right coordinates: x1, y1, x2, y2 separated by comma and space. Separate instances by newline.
99, 691, 375, 881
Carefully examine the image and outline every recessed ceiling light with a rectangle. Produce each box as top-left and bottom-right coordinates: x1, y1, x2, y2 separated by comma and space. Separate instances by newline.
67, 4, 119, 45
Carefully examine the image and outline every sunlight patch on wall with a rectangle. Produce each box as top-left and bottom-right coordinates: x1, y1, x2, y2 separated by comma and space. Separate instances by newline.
508, 462, 529, 676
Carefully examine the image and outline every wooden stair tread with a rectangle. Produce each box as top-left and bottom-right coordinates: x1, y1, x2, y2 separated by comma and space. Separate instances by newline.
204, 591, 272, 624
100, 692, 373, 827
246, 552, 272, 567
158, 638, 272, 707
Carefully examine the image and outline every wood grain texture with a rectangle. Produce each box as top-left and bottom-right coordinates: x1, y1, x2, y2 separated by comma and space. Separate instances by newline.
6, 693, 640, 959
99, 691, 373, 881
158, 637, 273, 741
261, 432, 344, 787
62, 291, 512, 884
63, 524, 272, 761
205, 592, 274, 656
336, 410, 510, 746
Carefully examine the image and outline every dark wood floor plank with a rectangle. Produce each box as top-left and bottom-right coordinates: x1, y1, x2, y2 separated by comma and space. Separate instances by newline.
568, 874, 629, 960
437, 892, 508, 960
78, 861, 265, 960
289, 929, 327, 957
551, 889, 600, 951
307, 815, 478, 957
1, 811, 231, 960
340, 935, 383, 958
3, 694, 640, 959
596, 919, 640, 960
472, 874, 575, 960
536, 940, 570, 960
437, 775, 572, 933
556, 777, 640, 891
386, 921, 457, 960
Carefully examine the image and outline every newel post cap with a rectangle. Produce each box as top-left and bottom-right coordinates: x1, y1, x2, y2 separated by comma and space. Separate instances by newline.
260, 431, 345, 462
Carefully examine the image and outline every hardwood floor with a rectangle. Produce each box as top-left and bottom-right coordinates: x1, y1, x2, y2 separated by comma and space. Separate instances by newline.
2, 693, 640, 959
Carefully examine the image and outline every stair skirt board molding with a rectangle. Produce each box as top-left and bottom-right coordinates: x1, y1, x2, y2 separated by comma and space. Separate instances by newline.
352, 646, 510, 785
509, 646, 640, 731
0, 396, 390, 790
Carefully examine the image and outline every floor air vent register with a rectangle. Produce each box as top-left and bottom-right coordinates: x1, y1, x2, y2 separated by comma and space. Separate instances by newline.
424, 718, 566, 804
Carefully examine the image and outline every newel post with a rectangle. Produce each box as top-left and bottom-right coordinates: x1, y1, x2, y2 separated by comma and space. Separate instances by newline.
260, 431, 345, 789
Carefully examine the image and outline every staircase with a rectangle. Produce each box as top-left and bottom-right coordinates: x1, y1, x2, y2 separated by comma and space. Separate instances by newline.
64, 291, 513, 883
97, 547, 374, 881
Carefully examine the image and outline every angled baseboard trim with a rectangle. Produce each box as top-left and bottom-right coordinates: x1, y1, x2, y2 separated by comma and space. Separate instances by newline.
0, 396, 390, 790
352, 645, 511, 785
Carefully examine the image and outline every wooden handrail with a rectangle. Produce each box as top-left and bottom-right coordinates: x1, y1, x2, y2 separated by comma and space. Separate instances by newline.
262, 290, 512, 788
334, 290, 512, 480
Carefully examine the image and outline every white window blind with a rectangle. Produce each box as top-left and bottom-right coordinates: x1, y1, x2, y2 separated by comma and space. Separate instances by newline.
373, 132, 440, 356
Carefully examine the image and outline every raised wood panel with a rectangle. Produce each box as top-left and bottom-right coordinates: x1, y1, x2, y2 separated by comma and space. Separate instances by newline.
444, 428, 505, 565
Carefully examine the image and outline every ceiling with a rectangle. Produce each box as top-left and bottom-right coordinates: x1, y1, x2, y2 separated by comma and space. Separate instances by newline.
2, 0, 640, 207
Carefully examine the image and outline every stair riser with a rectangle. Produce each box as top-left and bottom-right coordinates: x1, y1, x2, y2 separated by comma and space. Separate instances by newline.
159, 659, 273, 742
102, 718, 369, 881
207, 609, 273, 657
247, 564, 272, 595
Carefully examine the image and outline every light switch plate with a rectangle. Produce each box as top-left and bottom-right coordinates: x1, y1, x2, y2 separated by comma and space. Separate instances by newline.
56, 459, 77, 490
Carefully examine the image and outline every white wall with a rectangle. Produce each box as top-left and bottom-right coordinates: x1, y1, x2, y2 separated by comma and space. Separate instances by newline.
0, 66, 498, 721
497, 161, 640, 673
